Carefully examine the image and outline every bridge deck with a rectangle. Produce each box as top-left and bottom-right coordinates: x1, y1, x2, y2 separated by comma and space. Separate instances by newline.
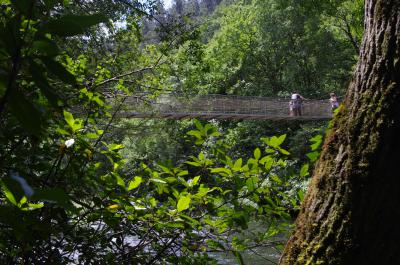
116, 94, 333, 120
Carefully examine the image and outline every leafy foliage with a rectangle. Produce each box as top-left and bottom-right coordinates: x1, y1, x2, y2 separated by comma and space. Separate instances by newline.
0, 0, 361, 263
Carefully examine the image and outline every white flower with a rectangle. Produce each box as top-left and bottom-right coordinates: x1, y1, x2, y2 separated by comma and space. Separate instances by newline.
65, 139, 75, 148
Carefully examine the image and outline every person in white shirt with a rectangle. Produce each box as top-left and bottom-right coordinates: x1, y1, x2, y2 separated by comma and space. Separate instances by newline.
290, 92, 305, 116
330, 92, 339, 111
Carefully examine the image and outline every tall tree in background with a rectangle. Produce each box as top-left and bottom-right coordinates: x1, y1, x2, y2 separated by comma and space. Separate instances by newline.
174, 0, 184, 15
193, 0, 201, 16
204, 0, 215, 12
280, 0, 400, 264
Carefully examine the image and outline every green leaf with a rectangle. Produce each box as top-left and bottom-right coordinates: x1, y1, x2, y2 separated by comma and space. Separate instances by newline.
40, 57, 76, 85
187, 130, 202, 139
108, 143, 124, 151
84, 133, 98, 139
260, 156, 271, 165
232, 251, 245, 265
210, 167, 232, 176
113, 173, 125, 188
233, 158, 243, 171
1, 181, 18, 206
22, 202, 44, 211
278, 147, 290, 155
150, 178, 167, 184
270, 135, 284, 148
298, 190, 305, 201
210, 130, 221, 137
186, 161, 201, 167
179, 214, 200, 226
265, 148, 275, 154
254, 148, 261, 160
128, 176, 142, 191
300, 164, 309, 177
188, 176, 200, 187
270, 174, 282, 184
204, 124, 219, 137
246, 176, 258, 192
63, 110, 75, 129
40, 14, 108, 37
177, 195, 191, 212
9, 88, 42, 137
198, 152, 205, 161
31, 188, 73, 210
29, 60, 61, 107
158, 164, 171, 174
306, 151, 320, 163
32, 39, 60, 57
310, 134, 323, 151
177, 170, 189, 177
194, 139, 204, 145
193, 119, 203, 131
277, 134, 287, 145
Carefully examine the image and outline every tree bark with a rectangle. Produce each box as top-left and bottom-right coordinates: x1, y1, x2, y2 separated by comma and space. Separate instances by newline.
280, 0, 400, 264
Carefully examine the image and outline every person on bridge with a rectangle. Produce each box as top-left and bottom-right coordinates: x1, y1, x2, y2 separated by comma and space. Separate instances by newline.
290, 92, 305, 116
330, 92, 339, 111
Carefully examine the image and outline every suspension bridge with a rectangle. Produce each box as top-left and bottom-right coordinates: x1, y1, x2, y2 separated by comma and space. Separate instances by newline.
117, 94, 333, 121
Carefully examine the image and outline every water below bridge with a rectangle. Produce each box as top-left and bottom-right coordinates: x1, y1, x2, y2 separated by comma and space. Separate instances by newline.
117, 94, 333, 121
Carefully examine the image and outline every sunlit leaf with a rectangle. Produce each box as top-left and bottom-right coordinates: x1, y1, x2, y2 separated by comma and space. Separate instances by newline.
298, 190, 305, 201
270, 174, 282, 184
187, 130, 202, 139
128, 176, 142, 190
22, 202, 44, 211
177, 195, 191, 212
254, 148, 261, 160
210, 167, 232, 176
108, 143, 124, 151
306, 151, 320, 162
107, 204, 120, 210
40, 14, 108, 37
113, 173, 125, 188
278, 147, 290, 155
63, 110, 75, 129
177, 170, 189, 177
0, 181, 18, 206
188, 176, 200, 187
186, 161, 201, 167
233, 158, 243, 171
300, 164, 309, 177
246, 176, 258, 192
310, 134, 323, 151
150, 178, 167, 184
193, 119, 203, 131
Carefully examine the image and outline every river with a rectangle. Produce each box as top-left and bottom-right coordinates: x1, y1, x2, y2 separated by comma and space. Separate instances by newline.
209, 220, 286, 265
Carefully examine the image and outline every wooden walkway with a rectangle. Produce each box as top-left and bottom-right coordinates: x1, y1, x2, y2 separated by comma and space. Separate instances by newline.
117, 94, 333, 120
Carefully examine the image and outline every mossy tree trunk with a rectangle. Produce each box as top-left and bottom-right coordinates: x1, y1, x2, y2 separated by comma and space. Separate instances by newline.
280, 0, 400, 264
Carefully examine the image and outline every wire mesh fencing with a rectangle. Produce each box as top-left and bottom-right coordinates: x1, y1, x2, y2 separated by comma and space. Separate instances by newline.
118, 94, 333, 120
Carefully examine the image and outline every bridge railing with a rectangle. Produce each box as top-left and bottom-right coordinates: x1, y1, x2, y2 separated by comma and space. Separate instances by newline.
119, 93, 333, 119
